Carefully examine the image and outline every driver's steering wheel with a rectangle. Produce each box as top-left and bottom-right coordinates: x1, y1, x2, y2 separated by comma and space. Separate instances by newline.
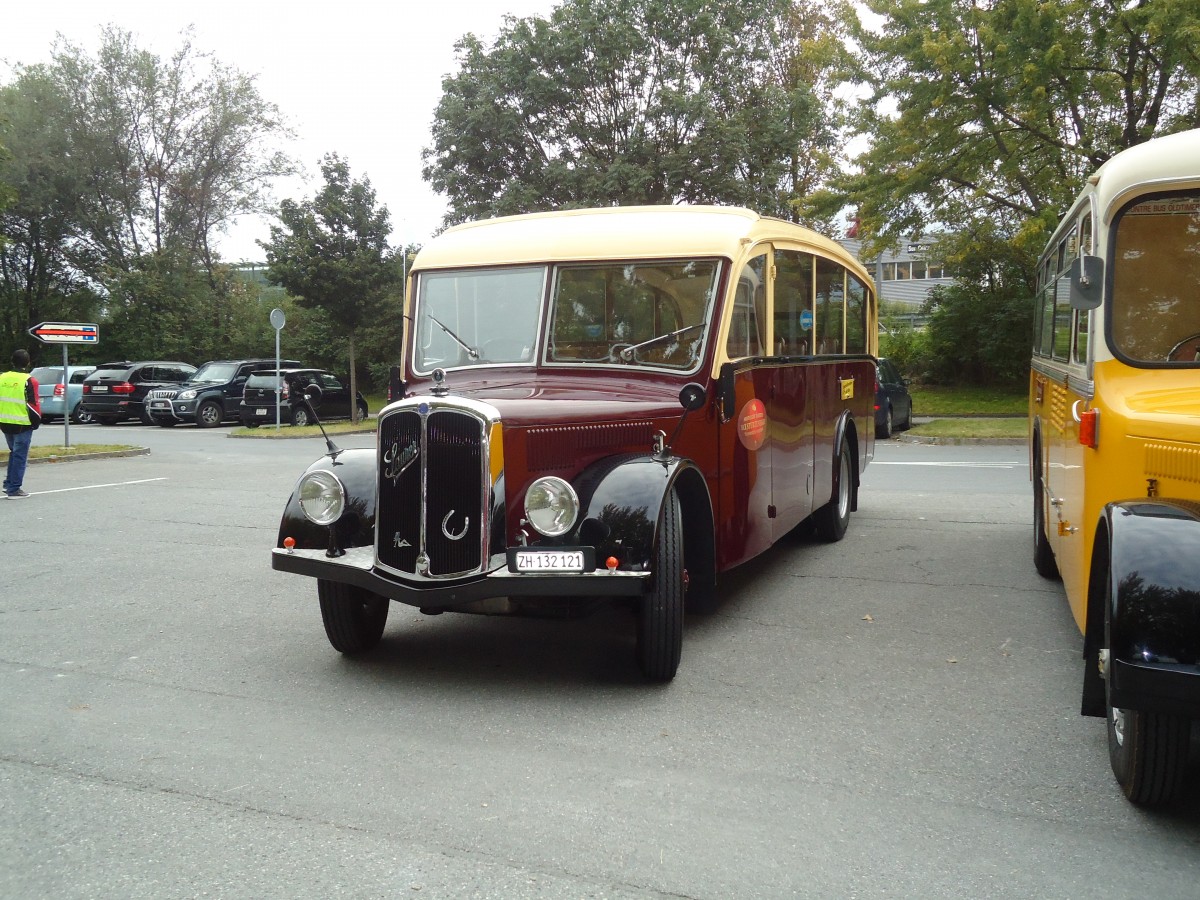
1167, 333, 1200, 362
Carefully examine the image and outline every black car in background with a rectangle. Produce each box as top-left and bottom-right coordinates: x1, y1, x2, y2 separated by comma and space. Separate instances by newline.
145, 358, 301, 427
874, 357, 913, 438
80, 361, 197, 425
239, 368, 368, 427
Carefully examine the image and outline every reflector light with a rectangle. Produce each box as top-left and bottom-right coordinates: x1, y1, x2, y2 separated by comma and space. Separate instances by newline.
606, 556, 619, 571
1078, 408, 1099, 449
54, 384, 65, 396
283, 537, 296, 551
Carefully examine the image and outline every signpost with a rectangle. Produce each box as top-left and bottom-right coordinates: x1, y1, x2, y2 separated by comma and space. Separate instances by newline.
270, 308, 286, 430
27, 322, 100, 449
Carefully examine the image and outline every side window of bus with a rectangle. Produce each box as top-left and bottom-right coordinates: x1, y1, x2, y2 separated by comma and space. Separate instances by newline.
773, 249, 813, 356
1051, 226, 1077, 361
726, 254, 766, 359
845, 273, 869, 354
815, 257, 845, 354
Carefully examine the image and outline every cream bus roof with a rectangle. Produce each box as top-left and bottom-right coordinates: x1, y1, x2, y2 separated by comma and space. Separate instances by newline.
411, 205, 870, 281
1093, 128, 1200, 222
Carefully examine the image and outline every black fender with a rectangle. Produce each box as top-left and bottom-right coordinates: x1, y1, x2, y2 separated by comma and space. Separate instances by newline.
567, 454, 715, 598
1083, 499, 1200, 717
276, 448, 378, 551
832, 410, 860, 513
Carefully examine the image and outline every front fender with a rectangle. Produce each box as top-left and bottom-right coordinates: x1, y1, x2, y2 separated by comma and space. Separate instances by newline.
276, 448, 378, 551
570, 454, 705, 571
1106, 499, 1200, 668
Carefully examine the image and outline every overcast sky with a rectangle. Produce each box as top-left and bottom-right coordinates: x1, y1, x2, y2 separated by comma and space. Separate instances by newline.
0, 0, 562, 262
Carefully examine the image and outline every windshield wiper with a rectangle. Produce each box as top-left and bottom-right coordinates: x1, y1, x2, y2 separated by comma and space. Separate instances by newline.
428, 314, 480, 361
618, 323, 704, 362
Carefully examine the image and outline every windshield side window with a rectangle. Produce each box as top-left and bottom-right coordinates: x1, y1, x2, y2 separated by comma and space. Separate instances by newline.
549, 260, 718, 369
1111, 191, 1200, 364
414, 266, 545, 371
726, 254, 767, 360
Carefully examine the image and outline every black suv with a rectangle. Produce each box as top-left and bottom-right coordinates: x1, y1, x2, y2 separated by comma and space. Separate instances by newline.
80, 361, 197, 425
240, 368, 367, 427
145, 358, 300, 428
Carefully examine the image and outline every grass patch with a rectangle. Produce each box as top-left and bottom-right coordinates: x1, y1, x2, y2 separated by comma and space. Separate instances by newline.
910, 384, 1026, 416
907, 417, 1028, 440
231, 419, 379, 438
2, 443, 139, 462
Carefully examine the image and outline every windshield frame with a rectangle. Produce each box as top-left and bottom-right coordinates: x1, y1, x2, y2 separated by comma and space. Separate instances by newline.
187, 363, 241, 384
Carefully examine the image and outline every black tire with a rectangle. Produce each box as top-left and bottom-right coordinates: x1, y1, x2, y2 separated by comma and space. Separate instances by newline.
196, 400, 223, 428
96, 414, 118, 426
636, 489, 685, 682
242, 419, 260, 429
1032, 452, 1059, 579
1105, 595, 1190, 804
356, 399, 368, 421
292, 405, 312, 427
814, 442, 852, 542
876, 405, 893, 439
70, 403, 94, 425
318, 579, 390, 654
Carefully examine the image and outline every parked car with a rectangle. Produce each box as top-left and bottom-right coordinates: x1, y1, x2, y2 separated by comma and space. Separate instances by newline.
270, 205, 880, 682
874, 357, 913, 438
29, 365, 96, 424
80, 361, 197, 425
239, 369, 367, 427
145, 358, 300, 427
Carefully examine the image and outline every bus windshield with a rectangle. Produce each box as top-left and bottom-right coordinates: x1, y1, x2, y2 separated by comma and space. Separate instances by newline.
1110, 191, 1200, 364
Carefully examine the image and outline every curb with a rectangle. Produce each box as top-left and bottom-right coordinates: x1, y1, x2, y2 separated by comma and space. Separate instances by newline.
26, 448, 150, 465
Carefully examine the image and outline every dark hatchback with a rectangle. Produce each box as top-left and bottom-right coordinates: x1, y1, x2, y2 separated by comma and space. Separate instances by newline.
874, 357, 913, 438
80, 361, 197, 425
239, 369, 367, 427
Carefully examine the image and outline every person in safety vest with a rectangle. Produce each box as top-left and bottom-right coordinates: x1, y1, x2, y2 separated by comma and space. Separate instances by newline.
1, 348, 41, 498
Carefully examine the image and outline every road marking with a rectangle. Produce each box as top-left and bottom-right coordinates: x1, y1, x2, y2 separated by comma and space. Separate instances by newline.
871, 461, 1021, 468
28, 477, 167, 495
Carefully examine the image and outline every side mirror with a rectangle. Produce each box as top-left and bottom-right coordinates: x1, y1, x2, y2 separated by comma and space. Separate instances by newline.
679, 383, 706, 411
1069, 255, 1104, 310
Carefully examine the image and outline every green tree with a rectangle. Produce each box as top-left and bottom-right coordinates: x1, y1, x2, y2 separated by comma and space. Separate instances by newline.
812, 0, 1200, 250
0, 26, 294, 356
423, 0, 852, 228
260, 154, 398, 422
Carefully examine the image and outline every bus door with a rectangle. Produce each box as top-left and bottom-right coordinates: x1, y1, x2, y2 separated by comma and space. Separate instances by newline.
717, 252, 775, 567
767, 247, 817, 540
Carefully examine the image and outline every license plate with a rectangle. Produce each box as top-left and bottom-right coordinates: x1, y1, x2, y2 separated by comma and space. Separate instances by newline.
150, 401, 169, 409
256, 408, 267, 415
511, 549, 586, 573
92, 385, 108, 392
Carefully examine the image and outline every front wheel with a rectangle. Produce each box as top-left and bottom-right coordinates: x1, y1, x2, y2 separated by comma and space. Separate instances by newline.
318, 580, 390, 654
814, 442, 852, 542
636, 489, 685, 682
196, 400, 223, 428
292, 405, 312, 428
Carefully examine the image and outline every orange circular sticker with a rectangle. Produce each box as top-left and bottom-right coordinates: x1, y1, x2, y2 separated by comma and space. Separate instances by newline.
737, 398, 767, 451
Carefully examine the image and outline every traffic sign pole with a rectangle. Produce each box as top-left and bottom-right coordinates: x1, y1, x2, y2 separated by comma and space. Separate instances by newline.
27, 322, 100, 450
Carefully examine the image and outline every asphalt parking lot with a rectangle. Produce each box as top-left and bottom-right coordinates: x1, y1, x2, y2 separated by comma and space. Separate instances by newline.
3, 429, 1198, 898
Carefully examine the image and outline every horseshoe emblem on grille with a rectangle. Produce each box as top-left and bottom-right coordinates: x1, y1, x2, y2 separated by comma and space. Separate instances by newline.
442, 510, 470, 541
383, 438, 419, 485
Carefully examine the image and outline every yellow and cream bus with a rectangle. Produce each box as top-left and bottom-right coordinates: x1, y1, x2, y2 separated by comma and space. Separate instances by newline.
1030, 128, 1200, 806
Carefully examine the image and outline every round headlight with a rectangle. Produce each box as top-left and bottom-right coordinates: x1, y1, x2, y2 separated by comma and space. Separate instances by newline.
524, 476, 579, 537
298, 470, 346, 526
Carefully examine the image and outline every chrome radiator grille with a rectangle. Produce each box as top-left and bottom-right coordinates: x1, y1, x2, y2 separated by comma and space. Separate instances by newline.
147, 388, 179, 401
376, 402, 493, 579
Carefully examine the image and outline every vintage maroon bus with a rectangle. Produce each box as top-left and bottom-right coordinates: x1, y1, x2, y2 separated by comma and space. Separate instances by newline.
272, 205, 878, 680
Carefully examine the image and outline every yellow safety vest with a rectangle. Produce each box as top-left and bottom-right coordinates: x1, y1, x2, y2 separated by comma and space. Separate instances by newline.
0, 370, 32, 427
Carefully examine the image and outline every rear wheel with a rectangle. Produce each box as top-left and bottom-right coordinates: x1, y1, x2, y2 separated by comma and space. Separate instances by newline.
292, 405, 312, 427
318, 580, 390, 654
70, 403, 94, 425
636, 489, 685, 682
1032, 450, 1059, 578
814, 442, 852, 542
196, 400, 223, 428
876, 405, 893, 439
356, 399, 368, 421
